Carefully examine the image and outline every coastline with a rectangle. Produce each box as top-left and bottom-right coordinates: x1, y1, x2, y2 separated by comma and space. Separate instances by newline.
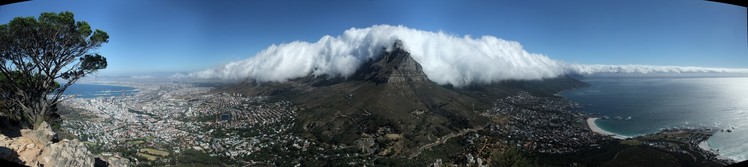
698, 140, 710, 151
77, 81, 140, 89
699, 140, 735, 162
64, 83, 140, 99
564, 80, 738, 164
586, 118, 628, 139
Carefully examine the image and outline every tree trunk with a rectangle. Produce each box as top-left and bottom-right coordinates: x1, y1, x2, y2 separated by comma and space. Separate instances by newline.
32, 99, 49, 130
19, 97, 49, 130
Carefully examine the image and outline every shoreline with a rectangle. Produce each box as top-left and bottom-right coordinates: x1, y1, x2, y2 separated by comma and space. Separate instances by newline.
698, 140, 710, 152
586, 118, 628, 139
77, 81, 139, 89
63, 82, 141, 99
699, 140, 736, 162
564, 85, 738, 164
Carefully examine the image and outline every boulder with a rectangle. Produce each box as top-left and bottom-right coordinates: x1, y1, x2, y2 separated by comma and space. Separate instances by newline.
37, 139, 94, 167
0, 133, 45, 166
0, 135, 23, 164
0, 121, 112, 167
20, 122, 57, 144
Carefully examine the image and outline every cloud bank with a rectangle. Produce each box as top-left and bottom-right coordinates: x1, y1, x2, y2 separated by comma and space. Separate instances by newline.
191, 25, 748, 86
191, 25, 565, 86
567, 64, 748, 74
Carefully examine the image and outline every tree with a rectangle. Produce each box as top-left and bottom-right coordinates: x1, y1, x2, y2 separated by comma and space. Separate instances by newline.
0, 11, 108, 129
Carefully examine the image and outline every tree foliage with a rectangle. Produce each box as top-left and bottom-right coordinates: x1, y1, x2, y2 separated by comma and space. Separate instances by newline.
0, 11, 108, 129
490, 147, 536, 167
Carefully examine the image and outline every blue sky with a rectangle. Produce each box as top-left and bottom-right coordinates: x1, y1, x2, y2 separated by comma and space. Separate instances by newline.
0, 0, 746, 76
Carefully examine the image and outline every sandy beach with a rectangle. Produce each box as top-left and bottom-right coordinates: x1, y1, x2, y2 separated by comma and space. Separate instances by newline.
586, 118, 628, 139
699, 141, 711, 151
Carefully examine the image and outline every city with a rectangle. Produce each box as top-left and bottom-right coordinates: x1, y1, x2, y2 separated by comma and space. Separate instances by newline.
53, 81, 732, 166
59, 81, 304, 165
0, 1, 745, 166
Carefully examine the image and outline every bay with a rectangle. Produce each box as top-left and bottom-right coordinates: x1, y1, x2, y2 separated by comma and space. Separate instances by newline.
560, 76, 748, 162
64, 83, 137, 98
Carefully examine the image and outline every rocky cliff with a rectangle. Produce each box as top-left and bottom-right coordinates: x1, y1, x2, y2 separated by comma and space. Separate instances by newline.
354, 40, 429, 85
0, 122, 127, 167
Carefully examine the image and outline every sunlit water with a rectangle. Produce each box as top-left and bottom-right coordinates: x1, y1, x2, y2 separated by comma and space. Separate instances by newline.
560, 76, 748, 162
64, 83, 137, 98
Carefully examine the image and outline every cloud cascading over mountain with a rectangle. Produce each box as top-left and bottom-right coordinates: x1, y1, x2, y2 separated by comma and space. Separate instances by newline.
190, 25, 566, 86
190, 25, 747, 86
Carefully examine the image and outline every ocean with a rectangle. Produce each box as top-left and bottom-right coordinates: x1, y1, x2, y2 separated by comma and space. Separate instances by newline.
64, 83, 137, 98
559, 76, 748, 162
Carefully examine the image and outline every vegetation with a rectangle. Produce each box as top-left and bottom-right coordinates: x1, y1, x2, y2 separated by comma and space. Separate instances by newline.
127, 140, 146, 145
0, 11, 108, 129
490, 147, 536, 167
174, 149, 223, 166
136, 152, 158, 161
127, 109, 156, 117
139, 148, 170, 157
601, 147, 679, 167
620, 139, 642, 146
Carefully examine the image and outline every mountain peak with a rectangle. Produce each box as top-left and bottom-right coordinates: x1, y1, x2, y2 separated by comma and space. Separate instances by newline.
221, 39, 589, 157
354, 40, 428, 84
393, 39, 404, 50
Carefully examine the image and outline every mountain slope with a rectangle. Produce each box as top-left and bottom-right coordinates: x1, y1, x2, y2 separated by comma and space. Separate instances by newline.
219, 40, 588, 157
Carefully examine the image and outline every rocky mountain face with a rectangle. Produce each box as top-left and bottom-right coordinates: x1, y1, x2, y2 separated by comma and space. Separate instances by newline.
353, 40, 429, 85
0, 122, 128, 167
36, 139, 94, 166
221, 40, 588, 158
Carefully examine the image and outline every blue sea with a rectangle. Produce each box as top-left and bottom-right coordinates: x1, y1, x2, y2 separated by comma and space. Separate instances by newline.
64, 83, 137, 98
560, 76, 748, 162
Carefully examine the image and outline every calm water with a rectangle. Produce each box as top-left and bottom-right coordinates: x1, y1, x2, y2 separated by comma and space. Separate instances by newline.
560, 76, 748, 161
64, 83, 137, 98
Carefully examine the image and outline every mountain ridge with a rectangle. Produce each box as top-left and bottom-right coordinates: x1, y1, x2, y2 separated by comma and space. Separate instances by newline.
218, 40, 589, 157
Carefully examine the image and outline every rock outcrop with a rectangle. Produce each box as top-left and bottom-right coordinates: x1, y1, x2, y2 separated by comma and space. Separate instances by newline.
37, 139, 94, 167
97, 155, 130, 167
19, 122, 57, 144
354, 40, 429, 85
0, 122, 110, 167
0, 134, 30, 165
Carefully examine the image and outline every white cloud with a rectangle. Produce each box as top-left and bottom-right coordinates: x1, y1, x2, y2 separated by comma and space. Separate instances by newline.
191, 25, 748, 87
567, 64, 748, 74
191, 25, 565, 86
169, 73, 188, 79
130, 75, 155, 79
